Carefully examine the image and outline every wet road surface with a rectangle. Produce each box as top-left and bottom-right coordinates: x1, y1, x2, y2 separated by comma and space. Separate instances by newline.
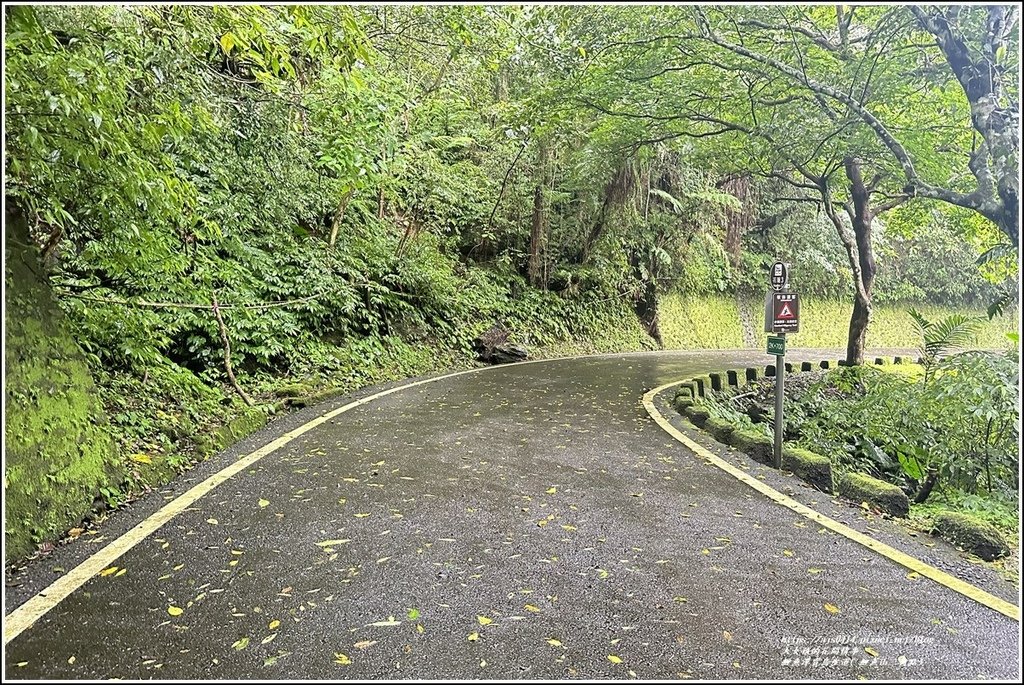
4, 350, 1019, 679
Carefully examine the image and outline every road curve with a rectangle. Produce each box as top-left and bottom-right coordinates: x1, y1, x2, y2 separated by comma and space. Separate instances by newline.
3, 350, 1019, 679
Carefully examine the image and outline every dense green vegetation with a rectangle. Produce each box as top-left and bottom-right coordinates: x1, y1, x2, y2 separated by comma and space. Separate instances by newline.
702, 353, 1019, 552
3, 5, 1019, 560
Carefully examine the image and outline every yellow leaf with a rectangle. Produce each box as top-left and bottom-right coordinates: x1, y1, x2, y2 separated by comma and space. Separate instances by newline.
416, 624, 425, 634
546, 487, 557, 494
261, 633, 277, 645
808, 568, 824, 574
206, 518, 218, 525
258, 499, 270, 508
219, 32, 236, 54
782, 550, 794, 557
824, 603, 841, 615
467, 632, 480, 642
167, 606, 183, 616
99, 567, 118, 577
129, 453, 152, 464
561, 524, 577, 531
354, 513, 370, 518
608, 655, 623, 664
864, 647, 879, 657
723, 630, 733, 643
334, 652, 352, 665
906, 572, 920, 580
354, 640, 377, 650
547, 638, 563, 647
316, 539, 351, 547
477, 616, 493, 626
232, 637, 249, 650
114, 568, 127, 577
269, 620, 280, 630
525, 604, 540, 613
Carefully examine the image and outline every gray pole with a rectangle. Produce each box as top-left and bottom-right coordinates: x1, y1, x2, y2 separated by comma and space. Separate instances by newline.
774, 332, 785, 469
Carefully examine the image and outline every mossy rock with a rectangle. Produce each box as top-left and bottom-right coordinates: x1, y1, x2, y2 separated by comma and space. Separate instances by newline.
708, 373, 723, 391
744, 367, 758, 383
275, 383, 310, 399
703, 416, 735, 443
727, 428, 773, 465
933, 512, 1009, 561
726, 369, 741, 387
195, 407, 268, 457
673, 395, 694, 413
674, 383, 695, 400
781, 447, 833, 493
837, 472, 909, 517
683, 405, 711, 427
693, 375, 713, 398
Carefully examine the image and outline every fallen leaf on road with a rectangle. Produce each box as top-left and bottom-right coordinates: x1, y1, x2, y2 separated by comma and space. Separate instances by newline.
99, 567, 119, 577
315, 539, 351, 547
864, 647, 879, 657
368, 617, 401, 627
824, 603, 840, 615
525, 604, 540, 612
608, 655, 623, 664
334, 653, 351, 665
167, 606, 183, 616
546, 487, 557, 494
269, 620, 280, 630
232, 637, 249, 650
259, 499, 270, 508
468, 632, 480, 642
477, 616, 493, 626
547, 638, 563, 647
354, 640, 376, 650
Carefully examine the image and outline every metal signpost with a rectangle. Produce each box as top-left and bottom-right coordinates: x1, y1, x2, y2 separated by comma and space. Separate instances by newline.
766, 261, 799, 469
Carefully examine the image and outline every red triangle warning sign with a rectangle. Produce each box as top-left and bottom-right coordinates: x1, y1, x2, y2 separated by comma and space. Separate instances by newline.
778, 303, 795, 319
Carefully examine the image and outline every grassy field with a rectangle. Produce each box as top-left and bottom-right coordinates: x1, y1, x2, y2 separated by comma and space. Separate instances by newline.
660, 293, 1018, 351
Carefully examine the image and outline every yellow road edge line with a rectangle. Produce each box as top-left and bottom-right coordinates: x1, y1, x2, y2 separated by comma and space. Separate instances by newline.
642, 380, 1021, 623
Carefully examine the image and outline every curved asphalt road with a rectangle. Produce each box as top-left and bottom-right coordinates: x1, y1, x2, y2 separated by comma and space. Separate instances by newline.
3, 350, 1019, 679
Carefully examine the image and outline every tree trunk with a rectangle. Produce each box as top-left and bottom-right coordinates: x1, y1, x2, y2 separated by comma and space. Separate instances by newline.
844, 157, 876, 365
820, 158, 878, 366
720, 174, 753, 268
528, 144, 549, 289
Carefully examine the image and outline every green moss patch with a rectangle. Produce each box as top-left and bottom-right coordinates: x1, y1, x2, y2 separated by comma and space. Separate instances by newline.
703, 416, 735, 443
195, 407, 268, 458
933, 512, 1010, 561
781, 447, 833, 493
838, 472, 910, 517
727, 428, 773, 465
683, 405, 711, 427
4, 210, 121, 562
